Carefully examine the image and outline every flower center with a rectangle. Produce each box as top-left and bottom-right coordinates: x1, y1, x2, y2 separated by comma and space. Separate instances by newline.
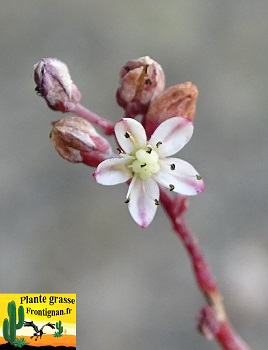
129, 147, 160, 180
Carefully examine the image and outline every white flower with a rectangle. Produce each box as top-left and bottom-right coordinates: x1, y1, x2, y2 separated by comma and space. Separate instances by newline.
93, 117, 204, 228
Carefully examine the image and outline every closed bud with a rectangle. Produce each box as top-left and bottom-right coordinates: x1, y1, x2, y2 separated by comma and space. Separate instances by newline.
116, 56, 165, 118
50, 117, 112, 167
144, 82, 198, 137
34, 58, 81, 112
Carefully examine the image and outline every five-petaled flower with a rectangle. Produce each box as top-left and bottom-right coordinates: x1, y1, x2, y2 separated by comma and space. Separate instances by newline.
93, 117, 204, 227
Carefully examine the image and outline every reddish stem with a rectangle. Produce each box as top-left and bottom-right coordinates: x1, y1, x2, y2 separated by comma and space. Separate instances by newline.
66, 102, 115, 135
199, 306, 251, 350
216, 322, 251, 350
160, 189, 251, 350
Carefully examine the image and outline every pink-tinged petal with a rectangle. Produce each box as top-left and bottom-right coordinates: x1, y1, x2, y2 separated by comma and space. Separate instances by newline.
128, 177, 159, 228
93, 157, 133, 185
149, 117, 193, 157
115, 118, 147, 154
154, 158, 205, 195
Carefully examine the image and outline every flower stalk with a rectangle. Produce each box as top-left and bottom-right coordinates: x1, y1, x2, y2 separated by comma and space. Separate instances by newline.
67, 103, 115, 136
160, 189, 251, 350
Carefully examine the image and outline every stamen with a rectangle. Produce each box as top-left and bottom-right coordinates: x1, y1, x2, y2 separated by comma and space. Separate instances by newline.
124, 132, 130, 138
196, 175, 202, 180
170, 164, 175, 170
169, 184, 175, 191
146, 146, 152, 154
154, 199, 159, 205
125, 197, 130, 203
140, 163, 146, 168
156, 141, 162, 148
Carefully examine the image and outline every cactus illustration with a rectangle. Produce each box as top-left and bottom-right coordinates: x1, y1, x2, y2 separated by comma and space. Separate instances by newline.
13, 337, 29, 348
54, 320, 63, 337
3, 301, 25, 345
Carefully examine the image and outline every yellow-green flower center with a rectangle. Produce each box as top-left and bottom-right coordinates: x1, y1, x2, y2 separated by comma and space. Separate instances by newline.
129, 147, 160, 180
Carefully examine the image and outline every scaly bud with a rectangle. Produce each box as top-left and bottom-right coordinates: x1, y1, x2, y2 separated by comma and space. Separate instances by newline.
116, 56, 165, 118
34, 58, 81, 112
144, 82, 198, 137
50, 117, 112, 167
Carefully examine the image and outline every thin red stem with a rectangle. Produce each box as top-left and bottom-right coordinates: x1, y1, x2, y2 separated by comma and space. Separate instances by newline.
67, 102, 115, 135
160, 189, 251, 350
216, 322, 251, 350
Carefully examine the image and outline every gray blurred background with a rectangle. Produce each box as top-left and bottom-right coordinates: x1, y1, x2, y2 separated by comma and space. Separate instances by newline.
0, 1, 268, 349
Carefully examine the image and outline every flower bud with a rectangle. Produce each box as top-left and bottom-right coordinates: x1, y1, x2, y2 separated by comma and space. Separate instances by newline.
50, 116, 112, 167
144, 82, 198, 137
116, 56, 165, 118
34, 58, 81, 112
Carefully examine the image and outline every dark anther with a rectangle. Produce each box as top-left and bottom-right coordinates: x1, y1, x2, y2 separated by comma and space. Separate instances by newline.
146, 146, 152, 154
124, 132, 130, 138
170, 164, 175, 171
125, 197, 130, 203
156, 141, 162, 148
154, 199, 159, 205
140, 163, 146, 168
169, 184, 175, 191
145, 78, 152, 85
196, 175, 202, 180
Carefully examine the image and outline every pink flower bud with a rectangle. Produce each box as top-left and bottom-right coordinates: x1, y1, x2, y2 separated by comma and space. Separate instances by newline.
34, 58, 81, 112
116, 56, 165, 118
144, 82, 198, 137
50, 116, 112, 167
